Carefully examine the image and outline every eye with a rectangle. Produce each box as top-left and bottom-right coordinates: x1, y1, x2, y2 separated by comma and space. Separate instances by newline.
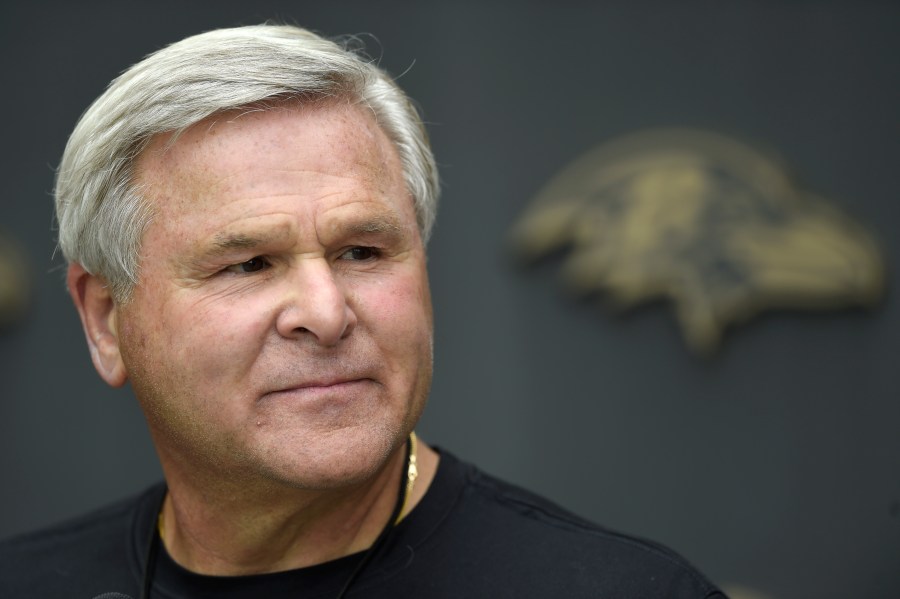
225, 257, 269, 273
340, 247, 379, 261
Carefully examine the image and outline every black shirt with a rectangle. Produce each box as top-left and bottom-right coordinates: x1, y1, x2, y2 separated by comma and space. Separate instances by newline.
0, 450, 726, 598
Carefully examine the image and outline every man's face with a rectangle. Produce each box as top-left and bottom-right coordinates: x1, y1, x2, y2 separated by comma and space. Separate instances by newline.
115, 102, 433, 490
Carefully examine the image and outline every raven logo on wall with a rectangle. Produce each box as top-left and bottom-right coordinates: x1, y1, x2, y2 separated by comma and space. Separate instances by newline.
509, 129, 885, 354
0, 233, 29, 330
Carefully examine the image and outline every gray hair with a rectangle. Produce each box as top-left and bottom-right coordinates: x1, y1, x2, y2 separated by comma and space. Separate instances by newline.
55, 24, 439, 302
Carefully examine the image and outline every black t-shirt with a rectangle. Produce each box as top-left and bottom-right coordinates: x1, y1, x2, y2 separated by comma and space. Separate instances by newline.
0, 450, 726, 598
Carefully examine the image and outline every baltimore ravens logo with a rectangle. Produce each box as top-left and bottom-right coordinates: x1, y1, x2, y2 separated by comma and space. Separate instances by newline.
509, 129, 885, 354
0, 233, 29, 330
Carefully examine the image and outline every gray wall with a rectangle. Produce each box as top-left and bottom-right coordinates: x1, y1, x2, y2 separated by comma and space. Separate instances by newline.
1, 2, 898, 598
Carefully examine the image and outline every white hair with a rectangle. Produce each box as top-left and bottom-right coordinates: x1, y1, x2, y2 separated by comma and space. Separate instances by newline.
55, 24, 439, 302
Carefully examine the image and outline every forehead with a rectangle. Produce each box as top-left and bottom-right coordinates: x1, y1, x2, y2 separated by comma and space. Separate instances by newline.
130, 103, 418, 263
134, 100, 408, 223
136, 101, 400, 190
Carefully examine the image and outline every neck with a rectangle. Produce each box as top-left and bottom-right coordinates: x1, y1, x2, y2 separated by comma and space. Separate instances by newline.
157, 437, 439, 576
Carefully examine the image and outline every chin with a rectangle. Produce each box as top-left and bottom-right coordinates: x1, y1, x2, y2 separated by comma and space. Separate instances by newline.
251, 424, 407, 491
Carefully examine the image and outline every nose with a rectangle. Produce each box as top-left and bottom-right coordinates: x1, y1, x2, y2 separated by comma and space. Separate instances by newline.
275, 258, 357, 346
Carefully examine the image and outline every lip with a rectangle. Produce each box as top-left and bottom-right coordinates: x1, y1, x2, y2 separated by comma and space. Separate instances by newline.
262, 377, 374, 403
284, 375, 372, 390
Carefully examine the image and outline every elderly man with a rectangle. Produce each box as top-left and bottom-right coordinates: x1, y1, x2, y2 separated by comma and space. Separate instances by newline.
1, 25, 724, 598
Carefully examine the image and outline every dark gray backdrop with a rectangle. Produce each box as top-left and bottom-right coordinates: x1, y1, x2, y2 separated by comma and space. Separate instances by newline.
1, 2, 898, 598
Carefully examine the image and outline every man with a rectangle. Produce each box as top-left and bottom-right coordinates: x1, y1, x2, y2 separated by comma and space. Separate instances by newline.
1, 24, 725, 598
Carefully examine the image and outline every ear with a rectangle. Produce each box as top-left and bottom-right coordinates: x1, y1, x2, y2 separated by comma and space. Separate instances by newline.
67, 263, 128, 387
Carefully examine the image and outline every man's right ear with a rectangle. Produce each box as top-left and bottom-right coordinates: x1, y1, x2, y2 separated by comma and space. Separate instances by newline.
67, 263, 128, 388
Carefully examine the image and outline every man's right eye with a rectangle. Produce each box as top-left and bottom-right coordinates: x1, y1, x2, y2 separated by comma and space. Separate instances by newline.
225, 257, 268, 273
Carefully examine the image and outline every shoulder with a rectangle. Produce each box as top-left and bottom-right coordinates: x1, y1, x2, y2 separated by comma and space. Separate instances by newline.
420, 452, 725, 598
0, 483, 164, 599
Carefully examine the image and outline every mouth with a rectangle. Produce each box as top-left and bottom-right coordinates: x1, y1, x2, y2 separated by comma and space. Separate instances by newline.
262, 377, 376, 405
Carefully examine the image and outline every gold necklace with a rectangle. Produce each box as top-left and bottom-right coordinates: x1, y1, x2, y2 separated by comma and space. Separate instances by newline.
396, 430, 419, 523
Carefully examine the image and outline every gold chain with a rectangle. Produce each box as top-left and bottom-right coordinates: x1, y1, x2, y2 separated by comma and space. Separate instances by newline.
396, 431, 419, 524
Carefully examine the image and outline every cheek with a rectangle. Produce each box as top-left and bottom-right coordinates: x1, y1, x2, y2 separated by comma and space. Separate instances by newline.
175, 296, 275, 375
357, 271, 433, 360
122, 290, 272, 389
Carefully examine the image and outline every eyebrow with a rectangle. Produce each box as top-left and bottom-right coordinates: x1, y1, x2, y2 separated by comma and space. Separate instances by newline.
336, 214, 406, 238
199, 227, 295, 262
201, 213, 408, 260
210, 232, 269, 252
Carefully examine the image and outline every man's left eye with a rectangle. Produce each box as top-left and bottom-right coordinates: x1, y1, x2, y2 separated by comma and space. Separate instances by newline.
225, 257, 269, 273
341, 247, 379, 261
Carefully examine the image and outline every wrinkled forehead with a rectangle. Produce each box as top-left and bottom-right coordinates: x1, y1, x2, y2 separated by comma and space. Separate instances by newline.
135, 99, 401, 191
127, 100, 417, 255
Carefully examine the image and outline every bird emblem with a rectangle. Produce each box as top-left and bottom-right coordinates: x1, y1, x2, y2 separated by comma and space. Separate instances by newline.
509, 129, 885, 354
0, 233, 30, 330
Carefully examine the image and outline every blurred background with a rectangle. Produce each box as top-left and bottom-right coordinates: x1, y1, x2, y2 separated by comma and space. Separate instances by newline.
1, 2, 897, 598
